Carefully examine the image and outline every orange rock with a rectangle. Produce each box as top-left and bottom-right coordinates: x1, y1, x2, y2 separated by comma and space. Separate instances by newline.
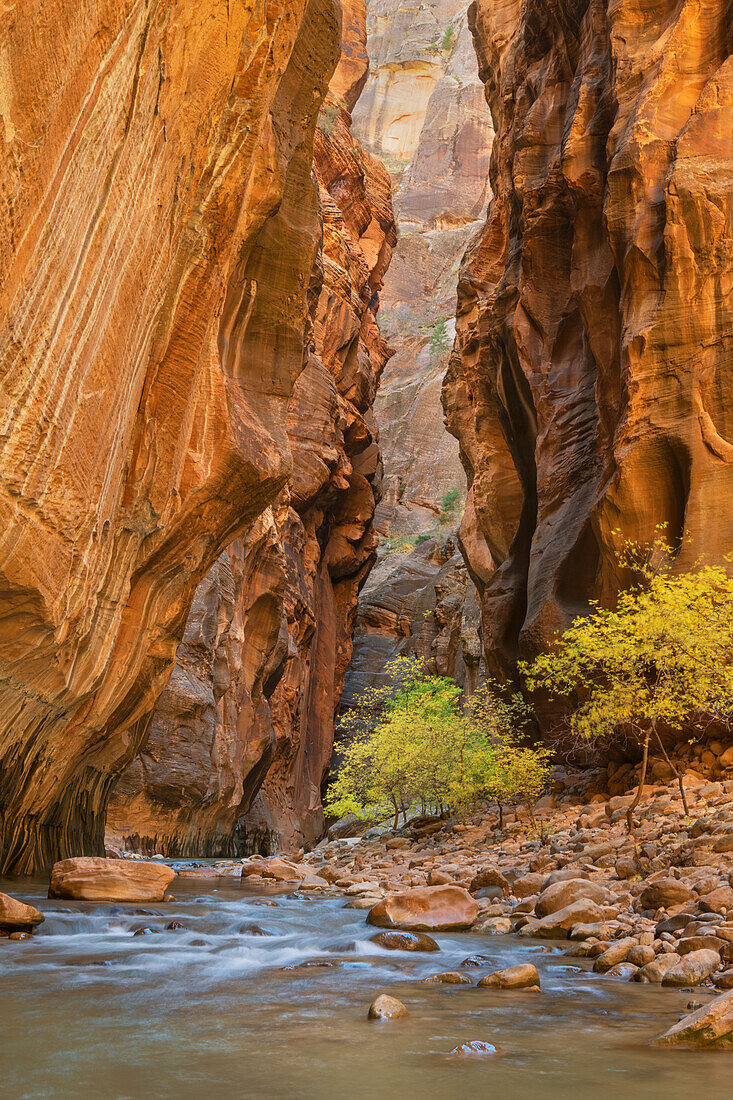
48, 858, 175, 903
0, 0, 344, 875
105, 2, 396, 860
0, 892, 44, 932
445, 0, 733, 699
367, 885, 479, 931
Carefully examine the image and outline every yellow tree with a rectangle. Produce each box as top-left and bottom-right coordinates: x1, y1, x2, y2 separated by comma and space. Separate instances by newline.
524, 555, 733, 832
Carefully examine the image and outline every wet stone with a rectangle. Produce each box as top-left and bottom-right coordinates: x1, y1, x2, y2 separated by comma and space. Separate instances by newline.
370, 931, 439, 952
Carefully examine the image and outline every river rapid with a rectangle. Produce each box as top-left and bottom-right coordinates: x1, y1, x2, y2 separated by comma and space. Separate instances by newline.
1, 872, 732, 1100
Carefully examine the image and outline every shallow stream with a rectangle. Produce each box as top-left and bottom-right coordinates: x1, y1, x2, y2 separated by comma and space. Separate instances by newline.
2, 872, 732, 1099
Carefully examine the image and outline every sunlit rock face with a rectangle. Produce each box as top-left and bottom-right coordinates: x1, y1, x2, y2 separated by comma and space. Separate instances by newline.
353, 1, 494, 541
340, 2, 492, 714
444, 0, 733, 687
107, 2, 397, 858
0, 0, 343, 874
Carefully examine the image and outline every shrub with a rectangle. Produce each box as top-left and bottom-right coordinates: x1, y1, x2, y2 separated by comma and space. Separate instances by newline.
523, 536, 733, 831
429, 317, 450, 361
442, 25, 457, 52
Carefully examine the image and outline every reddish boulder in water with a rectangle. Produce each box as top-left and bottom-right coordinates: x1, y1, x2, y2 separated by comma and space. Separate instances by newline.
367, 886, 478, 931
0, 892, 44, 932
49, 858, 175, 903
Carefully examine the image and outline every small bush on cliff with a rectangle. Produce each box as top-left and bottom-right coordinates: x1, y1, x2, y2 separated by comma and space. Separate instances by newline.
439, 486, 462, 524
325, 660, 551, 829
429, 317, 450, 362
523, 537, 733, 832
442, 25, 457, 53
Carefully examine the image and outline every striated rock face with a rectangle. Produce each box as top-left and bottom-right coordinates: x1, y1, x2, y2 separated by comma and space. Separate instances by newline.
0, 0, 344, 874
444, 0, 733, 686
354, 0, 494, 540
342, 535, 483, 712
342, 2, 492, 711
107, 6, 397, 858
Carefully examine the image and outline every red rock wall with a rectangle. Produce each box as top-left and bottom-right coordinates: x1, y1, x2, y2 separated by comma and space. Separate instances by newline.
107, 4, 397, 858
444, 0, 733, 687
0, 0, 344, 874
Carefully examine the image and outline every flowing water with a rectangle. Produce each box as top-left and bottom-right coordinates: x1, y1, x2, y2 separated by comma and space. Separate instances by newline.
2, 871, 732, 1099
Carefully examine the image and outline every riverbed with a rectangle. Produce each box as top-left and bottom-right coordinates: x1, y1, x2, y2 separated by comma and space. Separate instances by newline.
1, 874, 732, 1099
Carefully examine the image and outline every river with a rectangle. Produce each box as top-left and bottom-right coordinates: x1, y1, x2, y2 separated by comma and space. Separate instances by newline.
1, 873, 731, 1099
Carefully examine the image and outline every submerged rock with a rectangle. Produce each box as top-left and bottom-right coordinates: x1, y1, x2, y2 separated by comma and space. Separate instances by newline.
661, 950, 722, 987
49, 858, 175, 903
421, 971, 473, 985
448, 1041, 499, 1057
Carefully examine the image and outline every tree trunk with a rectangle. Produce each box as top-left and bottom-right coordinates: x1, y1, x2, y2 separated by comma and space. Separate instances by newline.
497, 803, 504, 830
391, 796, 399, 832
626, 729, 651, 835
653, 727, 690, 816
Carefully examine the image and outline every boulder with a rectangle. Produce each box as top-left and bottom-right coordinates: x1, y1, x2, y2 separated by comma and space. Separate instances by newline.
627, 944, 656, 967
366, 886, 478, 932
0, 892, 44, 932
367, 994, 408, 1020
700, 886, 733, 914
48, 857, 175, 902
477, 964, 540, 990
512, 873, 546, 899
519, 899, 608, 939
473, 915, 511, 935
593, 937, 637, 973
639, 878, 694, 910
535, 878, 610, 918
541, 869, 590, 890
605, 962, 639, 980
633, 954, 683, 983
470, 868, 509, 895
654, 989, 733, 1047
661, 949, 722, 987
370, 931, 439, 952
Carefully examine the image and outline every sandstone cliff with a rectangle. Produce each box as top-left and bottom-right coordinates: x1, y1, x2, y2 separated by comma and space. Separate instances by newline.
0, 0, 345, 874
444, 0, 733, 689
106, 2, 397, 858
342, 2, 492, 708
353, 0, 494, 540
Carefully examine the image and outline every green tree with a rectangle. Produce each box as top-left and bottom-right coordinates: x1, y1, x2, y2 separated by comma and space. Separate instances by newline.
326, 661, 551, 829
439, 486, 462, 524
524, 543, 733, 832
429, 317, 450, 361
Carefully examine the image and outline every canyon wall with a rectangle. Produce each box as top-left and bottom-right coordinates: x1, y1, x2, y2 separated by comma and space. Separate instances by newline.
444, 0, 733, 690
106, 1, 397, 858
343, 1, 493, 707
0, 0, 345, 874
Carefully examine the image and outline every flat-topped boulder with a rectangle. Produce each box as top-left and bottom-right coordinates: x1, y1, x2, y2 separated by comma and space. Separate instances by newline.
49, 857, 175, 902
0, 892, 45, 932
478, 963, 540, 990
367, 886, 478, 931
